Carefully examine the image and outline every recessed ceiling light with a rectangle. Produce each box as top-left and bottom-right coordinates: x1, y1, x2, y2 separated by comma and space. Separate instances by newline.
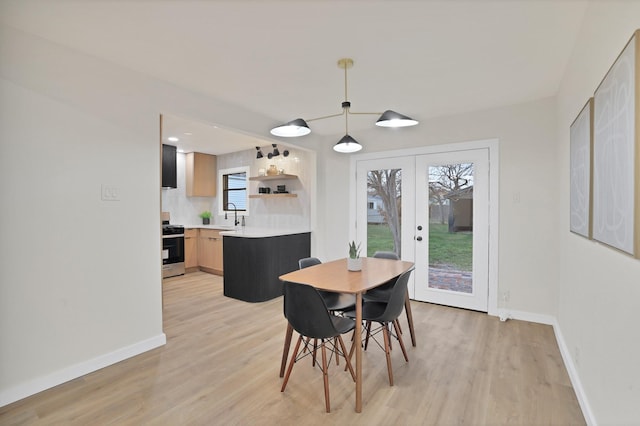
183, 132, 192, 136
167, 136, 179, 142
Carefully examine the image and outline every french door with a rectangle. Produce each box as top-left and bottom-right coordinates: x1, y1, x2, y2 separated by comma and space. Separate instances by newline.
355, 147, 491, 312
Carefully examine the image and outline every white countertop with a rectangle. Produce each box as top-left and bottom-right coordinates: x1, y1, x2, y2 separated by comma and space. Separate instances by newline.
183, 224, 310, 238
219, 227, 310, 238
184, 224, 237, 231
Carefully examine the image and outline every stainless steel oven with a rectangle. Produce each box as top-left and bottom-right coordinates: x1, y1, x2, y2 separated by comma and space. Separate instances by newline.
162, 223, 185, 278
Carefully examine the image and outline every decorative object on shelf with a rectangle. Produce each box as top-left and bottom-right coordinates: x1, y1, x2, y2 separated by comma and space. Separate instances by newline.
267, 143, 289, 159
255, 146, 264, 159
199, 210, 212, 225
258, 187, 271, 194
267, 164, 279, 175
258, 168, 266, 176
347, 240, 362, 271
274, 184, 288, 194
270, 58, 419, 153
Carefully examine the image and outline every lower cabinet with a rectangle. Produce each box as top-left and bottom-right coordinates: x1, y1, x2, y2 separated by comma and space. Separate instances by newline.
198, 229, 224, 275
184, 228, 199, 270
223, 232, 310, 302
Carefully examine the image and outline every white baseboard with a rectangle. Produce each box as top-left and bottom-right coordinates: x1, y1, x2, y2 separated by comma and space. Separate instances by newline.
496, 308, 554, 325
0, 333, 166, 408
552, 321, 597, 426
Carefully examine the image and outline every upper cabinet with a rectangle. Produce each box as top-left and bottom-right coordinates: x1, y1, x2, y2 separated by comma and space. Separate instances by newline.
162, 144, 177, 189
186, 152, 217, 197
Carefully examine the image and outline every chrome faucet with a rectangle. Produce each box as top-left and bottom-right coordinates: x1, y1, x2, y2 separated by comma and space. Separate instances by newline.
225, 202, 240, 226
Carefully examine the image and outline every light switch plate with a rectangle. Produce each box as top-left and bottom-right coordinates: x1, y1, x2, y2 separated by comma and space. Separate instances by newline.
101, 184, 120, 201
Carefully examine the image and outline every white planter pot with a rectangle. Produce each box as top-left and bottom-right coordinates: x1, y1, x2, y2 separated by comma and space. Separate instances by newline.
347, 257, 362, 271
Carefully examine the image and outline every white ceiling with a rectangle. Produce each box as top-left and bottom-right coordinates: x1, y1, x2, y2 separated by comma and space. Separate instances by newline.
1, 0, 588, 154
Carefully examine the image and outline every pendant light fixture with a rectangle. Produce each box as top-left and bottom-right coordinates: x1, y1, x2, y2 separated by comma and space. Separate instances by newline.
270, 58, 418, 153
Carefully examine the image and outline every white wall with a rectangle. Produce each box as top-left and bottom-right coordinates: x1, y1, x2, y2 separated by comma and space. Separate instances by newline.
0, 25, 311, 405
315, 97, 560, 319
555, 3, 640, 424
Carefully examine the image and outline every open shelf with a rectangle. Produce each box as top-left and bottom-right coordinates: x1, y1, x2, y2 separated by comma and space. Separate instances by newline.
249, 194, 297, 199
249, 174, 298, 181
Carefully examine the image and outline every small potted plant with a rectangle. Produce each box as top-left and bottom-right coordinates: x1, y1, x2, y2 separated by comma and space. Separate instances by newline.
347, 241, 362, 271
199, 210, 212, 225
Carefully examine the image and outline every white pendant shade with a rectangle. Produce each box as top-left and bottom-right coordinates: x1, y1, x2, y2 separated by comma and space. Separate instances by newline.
333, 134, 362, 153
270, 118, 311, 137
375, 110, 419, 128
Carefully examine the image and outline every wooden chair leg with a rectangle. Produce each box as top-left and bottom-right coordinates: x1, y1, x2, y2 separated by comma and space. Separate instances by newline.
279, 323, 294, 378
338, 335, 356, 381
345, 333, 357, 372
405, 290, 416, 347
335, 337, 340, 366
382, 323, 394, 386
395, 318, 403, 335
281, 335, 303, 392
394, 319, 409, 362
321, 342, 330, 413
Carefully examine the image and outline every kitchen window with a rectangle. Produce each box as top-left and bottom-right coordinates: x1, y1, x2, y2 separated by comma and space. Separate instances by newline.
219, 166, 249, 215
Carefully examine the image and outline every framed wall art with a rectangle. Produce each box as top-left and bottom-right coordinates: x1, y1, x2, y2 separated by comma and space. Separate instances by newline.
592, 30, 640, 258
570, 98, 593, 239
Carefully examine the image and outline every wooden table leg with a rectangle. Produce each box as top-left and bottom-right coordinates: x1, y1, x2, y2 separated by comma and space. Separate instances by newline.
279, 322, 294, 378
355, 292, 362, 413
404, 290, 416, 347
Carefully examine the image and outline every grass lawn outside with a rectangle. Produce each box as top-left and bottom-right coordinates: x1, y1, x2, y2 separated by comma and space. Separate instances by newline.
366, 223, 472, 271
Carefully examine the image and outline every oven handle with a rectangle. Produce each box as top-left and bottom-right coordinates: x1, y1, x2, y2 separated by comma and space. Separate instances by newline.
162, 234, 185, 239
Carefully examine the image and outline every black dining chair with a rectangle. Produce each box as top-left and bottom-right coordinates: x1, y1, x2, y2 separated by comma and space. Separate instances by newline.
362, 251, 416, 347
299, 257, 356, 313
345, 268, 414, 386
281, 281, 356, 413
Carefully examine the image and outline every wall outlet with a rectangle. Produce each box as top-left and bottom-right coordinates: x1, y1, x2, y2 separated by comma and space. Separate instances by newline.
501, 290, 510, 303
101, 184, 120, 201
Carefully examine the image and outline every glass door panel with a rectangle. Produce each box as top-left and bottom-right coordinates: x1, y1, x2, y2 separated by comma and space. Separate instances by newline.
414, 149, 489, 311
428, 163, 474, 293
356, 157, 415, 294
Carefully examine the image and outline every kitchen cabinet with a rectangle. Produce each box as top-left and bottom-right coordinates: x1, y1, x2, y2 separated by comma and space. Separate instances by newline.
199, 229, 223, 275
162, 144, 177, 189
184, 228, 199, 270
223, 232, 310, 302
186, 152, 217, 197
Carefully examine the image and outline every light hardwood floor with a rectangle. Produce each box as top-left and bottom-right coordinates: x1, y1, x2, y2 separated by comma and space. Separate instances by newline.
1, 272, 585, 425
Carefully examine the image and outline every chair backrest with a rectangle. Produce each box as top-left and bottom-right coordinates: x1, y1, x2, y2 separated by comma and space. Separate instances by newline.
299, 257, 322, 269
373, 251, 400, 260
283, 281, 341, 339
372, 268, 414, 323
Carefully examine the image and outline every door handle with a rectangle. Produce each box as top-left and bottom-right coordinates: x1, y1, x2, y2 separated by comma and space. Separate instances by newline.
416, 236, 423, 241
